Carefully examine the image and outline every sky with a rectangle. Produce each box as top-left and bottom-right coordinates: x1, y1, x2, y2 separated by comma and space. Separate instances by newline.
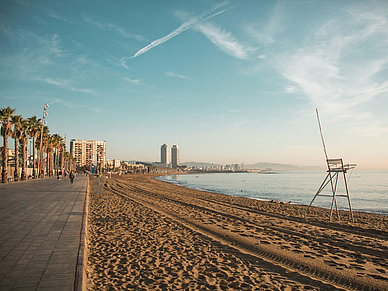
1, 0, 387, 169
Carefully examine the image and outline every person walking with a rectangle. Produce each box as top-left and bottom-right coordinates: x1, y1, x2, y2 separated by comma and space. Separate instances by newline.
69, 170, 75, 184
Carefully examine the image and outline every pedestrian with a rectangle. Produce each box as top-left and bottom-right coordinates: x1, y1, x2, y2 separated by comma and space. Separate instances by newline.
58, 170, 62, 180
70, 170, 75, 184
64, 171, 68, 180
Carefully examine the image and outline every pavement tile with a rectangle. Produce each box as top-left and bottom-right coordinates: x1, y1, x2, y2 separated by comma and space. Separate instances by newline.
38, 274, 75, 288
0, 277, 16, 288
27, 261, 48, 269
5, 268, 23, 278
16, 259, 31, 265
22, 268, 45, 278
14, 276, 41, 288
37, 286, 73, 291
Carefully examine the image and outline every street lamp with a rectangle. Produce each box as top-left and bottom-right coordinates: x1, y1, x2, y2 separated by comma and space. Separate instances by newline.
37, 101, 49, 178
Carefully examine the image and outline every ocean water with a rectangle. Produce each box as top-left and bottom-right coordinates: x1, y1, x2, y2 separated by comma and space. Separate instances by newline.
157, 170, 388, 215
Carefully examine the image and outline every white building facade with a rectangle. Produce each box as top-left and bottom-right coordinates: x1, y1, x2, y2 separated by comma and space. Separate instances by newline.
70, 139, 106, 168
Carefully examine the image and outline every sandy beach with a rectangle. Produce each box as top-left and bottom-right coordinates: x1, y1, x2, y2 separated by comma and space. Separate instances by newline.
86, 174, 388, 290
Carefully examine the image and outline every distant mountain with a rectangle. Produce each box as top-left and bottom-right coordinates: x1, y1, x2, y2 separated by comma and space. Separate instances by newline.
244, 162, 323, 171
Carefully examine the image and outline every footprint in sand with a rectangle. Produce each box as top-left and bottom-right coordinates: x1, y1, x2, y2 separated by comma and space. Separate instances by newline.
350, 263, 366, 270
324, 260, 339, 267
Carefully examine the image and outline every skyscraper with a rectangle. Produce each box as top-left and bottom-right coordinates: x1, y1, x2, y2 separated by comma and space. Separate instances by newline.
161, 143, 170, 167
171, 145, 179, 169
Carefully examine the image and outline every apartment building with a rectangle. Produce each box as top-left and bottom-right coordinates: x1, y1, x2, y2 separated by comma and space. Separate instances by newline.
70, 139, 106, 168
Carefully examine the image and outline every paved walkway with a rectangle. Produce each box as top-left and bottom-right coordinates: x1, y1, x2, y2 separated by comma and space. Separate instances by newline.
0, 174, 88, 291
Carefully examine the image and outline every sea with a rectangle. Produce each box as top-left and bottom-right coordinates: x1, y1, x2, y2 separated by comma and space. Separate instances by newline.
157, 170, 388, 215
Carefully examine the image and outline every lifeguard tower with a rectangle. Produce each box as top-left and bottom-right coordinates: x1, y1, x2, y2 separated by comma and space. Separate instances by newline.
305, 109, 356, 222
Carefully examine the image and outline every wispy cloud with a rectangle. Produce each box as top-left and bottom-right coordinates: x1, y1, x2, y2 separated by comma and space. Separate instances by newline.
83, 15, 144, 41
45, 9, 75, 23
122, 76, 140, 84
285, 86, 298, 93
129, 1, 230, 59
349, 123, 388, 137
0, 28, 66, 78
37, 78, 95, 94
49, 98, 107, 114
0, 26, 64, 58
245, 1, 288, 47
119, 57, 131, 70
193, 22, 251, 60
49, 98, 75, 108
165, 71, 190, 80
278, 7, 388, 123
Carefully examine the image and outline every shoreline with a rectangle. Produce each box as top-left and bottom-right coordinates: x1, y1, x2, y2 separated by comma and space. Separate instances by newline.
157, 171, 388, 216
87, 173, 388, 290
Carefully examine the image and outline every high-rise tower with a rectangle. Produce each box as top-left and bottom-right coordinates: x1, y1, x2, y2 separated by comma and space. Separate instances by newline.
161, 143, 170, 167
171, 145, 179, 169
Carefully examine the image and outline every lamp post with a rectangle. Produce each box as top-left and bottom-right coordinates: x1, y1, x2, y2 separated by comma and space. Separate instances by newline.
37, 101, 49, 178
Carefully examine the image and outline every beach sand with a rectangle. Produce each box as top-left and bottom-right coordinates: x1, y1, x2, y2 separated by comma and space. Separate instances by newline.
86, 174, 388, 290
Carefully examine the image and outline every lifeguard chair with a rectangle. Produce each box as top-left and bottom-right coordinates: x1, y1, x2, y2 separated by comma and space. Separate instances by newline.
305, 109, 356, 222
306, 158, 356, 222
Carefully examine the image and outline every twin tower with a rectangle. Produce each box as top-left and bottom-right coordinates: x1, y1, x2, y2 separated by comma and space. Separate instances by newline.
161, 143, 179, 169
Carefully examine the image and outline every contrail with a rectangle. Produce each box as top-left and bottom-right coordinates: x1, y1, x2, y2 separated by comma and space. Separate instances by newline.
130, 1, 230, 59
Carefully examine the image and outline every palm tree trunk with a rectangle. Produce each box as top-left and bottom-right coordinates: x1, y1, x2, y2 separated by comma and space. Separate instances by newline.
55, 147, 60, 175
52, 153, 54, 176
53, 148, 57, 176
61, 149, 64, 173
2, 136, 8, 183
21, 139, 27, 181
49, 151, 53, 177
32, 138, 36, 178
13, 139, 19, 181
47, 149, 49, 177
41, 146, 46, 178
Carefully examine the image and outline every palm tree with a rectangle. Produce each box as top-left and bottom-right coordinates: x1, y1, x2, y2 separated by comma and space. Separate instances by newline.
1, 106, 16, 183
64, 151, 75, 172
20, 119, 29, 181
11, 115, 23, 182
51, 134, 63, 176
60, 140, 66, 173
46, 134, 55, 177
36, 125, 49, 178
27, 116, 40, 179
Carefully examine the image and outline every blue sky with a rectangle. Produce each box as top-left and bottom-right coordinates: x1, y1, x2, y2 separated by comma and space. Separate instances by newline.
1, 0, 387, 169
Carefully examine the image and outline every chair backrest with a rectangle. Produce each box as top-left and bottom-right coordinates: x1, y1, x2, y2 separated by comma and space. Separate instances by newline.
326, 158, 344, 172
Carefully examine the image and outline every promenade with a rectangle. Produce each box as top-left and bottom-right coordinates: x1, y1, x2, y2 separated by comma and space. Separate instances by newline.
0, 174, 88, 291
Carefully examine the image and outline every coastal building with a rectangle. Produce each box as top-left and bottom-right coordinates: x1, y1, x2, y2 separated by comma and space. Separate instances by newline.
70, 139, 106, 168
160, 143, 170, 168
106, 159, 121, 170
171, 145, 179, 169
